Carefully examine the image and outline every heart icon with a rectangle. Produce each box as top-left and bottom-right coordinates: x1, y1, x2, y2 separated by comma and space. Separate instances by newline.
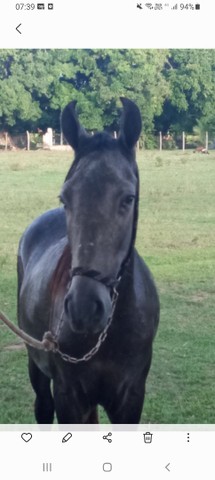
21, 433, 32, 443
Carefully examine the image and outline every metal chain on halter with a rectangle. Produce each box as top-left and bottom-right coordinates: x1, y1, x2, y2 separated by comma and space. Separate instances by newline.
52, 284, 119, 364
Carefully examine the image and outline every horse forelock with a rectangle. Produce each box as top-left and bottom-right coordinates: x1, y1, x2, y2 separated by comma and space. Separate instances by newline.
64, 131, 136, 182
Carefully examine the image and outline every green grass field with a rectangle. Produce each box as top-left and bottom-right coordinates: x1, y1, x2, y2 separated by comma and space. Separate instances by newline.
0, 149, 215, 424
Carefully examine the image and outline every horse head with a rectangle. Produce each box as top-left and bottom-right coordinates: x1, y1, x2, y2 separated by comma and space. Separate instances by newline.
60, 98, 142, 335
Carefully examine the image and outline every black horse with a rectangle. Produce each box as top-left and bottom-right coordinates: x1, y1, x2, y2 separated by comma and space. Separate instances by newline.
17, 98, 159, 424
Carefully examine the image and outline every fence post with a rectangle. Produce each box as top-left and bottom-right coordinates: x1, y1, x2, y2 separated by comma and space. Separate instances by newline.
5, 132, 8, 151
159, 131, 162, 151
26, 131, 30, 151
43, 128, 53, 149
60, 108, 63, 145
205, 131, 208, 150
182, 131, 185, 152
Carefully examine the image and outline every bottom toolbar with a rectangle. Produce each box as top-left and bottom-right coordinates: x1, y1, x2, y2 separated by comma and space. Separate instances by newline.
0, 428, 214, 479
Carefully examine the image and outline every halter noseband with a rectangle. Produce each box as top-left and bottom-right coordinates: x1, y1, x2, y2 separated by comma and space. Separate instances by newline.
70, 267, 122, 294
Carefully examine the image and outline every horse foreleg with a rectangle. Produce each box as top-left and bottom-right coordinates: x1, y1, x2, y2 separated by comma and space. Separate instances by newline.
28, 356, 55, 424
53, 379, 99, 424
104, 353, 152, 424
105, 387, 145, 424
86, 407, 99, 424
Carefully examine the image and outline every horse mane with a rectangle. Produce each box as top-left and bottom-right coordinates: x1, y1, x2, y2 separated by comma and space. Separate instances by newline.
49, 244, 71, 302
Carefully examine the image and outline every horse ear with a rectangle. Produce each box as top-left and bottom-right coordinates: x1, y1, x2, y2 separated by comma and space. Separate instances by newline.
118, 97, 142, 150
61, 101, 87, 151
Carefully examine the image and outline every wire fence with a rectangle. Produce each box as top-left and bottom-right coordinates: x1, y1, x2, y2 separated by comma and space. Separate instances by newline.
140, 131, 215, 151
0, 129, 214, 151
0, 129, 69, 151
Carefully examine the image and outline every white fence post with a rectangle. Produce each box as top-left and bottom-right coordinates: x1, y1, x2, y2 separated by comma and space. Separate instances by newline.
26, 131, 30, 151
159, 131, 162, 151
5, 132, 8, 151
182, 131, 185, 151
43, 128, 53, 149
205, 131, 208, 150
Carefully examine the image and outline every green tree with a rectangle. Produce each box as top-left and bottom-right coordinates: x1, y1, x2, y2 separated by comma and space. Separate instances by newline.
155, 49, 215, 136
0, 49, 169, 144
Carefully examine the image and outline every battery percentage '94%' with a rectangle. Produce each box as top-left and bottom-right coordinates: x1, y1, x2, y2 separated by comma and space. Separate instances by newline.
180, 3, 195, 9
15, 3, 36, 10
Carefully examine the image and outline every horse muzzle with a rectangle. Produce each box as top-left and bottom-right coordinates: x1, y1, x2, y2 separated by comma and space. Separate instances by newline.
64, 276, 113, 334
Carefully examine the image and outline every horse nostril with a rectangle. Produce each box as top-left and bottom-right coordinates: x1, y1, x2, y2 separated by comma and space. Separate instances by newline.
94, 299, 104, 320
65, 295, 104, 322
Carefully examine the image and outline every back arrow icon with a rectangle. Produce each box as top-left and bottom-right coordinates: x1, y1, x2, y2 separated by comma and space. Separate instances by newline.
165, 463, 171, 472
16, 23, 22, 34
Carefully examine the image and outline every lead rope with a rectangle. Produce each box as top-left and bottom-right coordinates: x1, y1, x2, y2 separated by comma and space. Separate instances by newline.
0, 285, 119, 363
0, 310, 56, 352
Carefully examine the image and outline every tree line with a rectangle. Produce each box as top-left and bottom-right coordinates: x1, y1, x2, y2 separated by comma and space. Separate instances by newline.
0, 49, 215, 147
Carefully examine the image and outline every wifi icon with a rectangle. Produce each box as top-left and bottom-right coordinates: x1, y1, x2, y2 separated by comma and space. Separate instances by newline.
145, 3, 154, 9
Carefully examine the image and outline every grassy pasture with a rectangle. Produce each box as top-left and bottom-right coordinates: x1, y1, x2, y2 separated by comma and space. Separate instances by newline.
0, 149, 215, 424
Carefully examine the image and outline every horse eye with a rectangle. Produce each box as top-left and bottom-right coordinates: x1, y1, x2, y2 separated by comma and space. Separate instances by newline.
126, 195, 135, 204
123, 195, 135, 206
120, 195, 135, 212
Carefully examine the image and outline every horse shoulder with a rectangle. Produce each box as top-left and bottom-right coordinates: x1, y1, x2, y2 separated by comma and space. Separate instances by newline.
17, 208, 68, 334
133, 250, 160, 331
18, 207, 66, 268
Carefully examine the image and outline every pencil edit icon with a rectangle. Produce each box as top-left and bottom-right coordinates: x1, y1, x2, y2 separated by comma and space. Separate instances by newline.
62, 432, 72, 443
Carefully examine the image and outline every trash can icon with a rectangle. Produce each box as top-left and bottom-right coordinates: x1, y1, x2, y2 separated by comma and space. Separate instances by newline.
143, 432, 153, 443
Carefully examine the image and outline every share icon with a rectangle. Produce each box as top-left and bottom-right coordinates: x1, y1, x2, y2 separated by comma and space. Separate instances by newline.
102, 432, 112, 443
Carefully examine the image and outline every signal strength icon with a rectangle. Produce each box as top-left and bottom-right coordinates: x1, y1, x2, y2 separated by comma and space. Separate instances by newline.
172, 3, 178, 9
